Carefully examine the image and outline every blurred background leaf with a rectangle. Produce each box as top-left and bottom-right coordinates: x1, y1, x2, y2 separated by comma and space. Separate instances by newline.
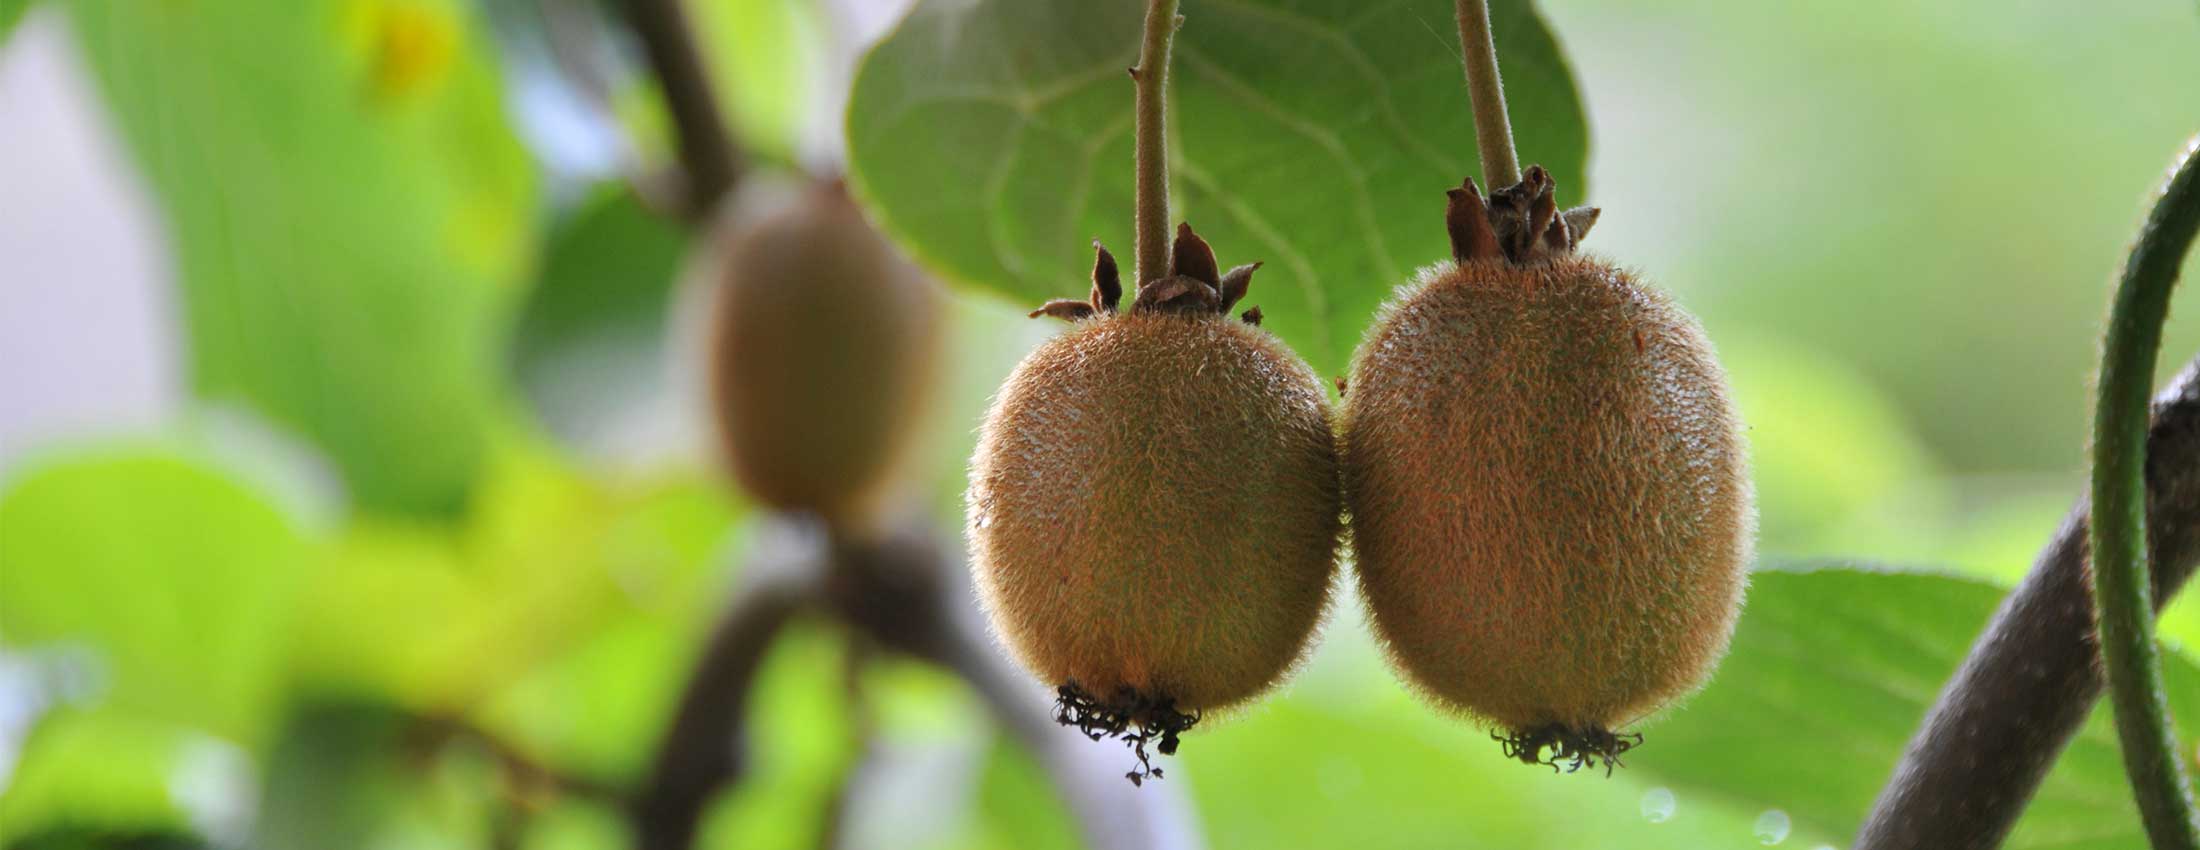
0, 708, 203, 846
0, 449, 307, 744
0, 0, 29, 48
506, 185, 690, 459
65, 0, 537, 517
846, 0, 1588, 377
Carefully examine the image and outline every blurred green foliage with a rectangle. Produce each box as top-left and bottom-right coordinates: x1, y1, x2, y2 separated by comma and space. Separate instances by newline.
67, 0, 536, 517
4, 0, 2200, 848
0, 0, 28, 47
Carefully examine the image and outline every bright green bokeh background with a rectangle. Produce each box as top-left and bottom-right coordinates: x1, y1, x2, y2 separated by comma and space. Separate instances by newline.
3, 0, 2199, 848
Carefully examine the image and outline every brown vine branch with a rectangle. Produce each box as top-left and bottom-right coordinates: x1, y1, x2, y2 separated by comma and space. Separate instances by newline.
629, 517, 1202, 850
410, 714, 629, 807
617, 0, 744, 220
632, 539, 814, 850
1854, 354, 2200, 850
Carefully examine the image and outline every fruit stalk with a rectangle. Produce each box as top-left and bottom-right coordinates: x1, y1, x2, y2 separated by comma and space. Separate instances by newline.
618, 0, 744, 219
1453, 0, 1520, 189
1133, 0, 1182, 286
2089, 137, 2200, 850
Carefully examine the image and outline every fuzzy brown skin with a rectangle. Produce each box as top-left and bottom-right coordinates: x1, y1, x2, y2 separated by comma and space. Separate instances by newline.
706, 180, 941, 526
1342, 256, 1753, 733
969, 311, 1343, 714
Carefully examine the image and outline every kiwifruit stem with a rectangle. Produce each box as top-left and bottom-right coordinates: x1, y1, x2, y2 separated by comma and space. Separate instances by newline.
617, 0, 745, 221
2089, 136, 2200, 850
1133, 0, 1182, 287
1453, 0, 1521, 189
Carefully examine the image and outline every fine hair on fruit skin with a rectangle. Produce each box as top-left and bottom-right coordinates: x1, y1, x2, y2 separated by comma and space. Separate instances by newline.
968, 227, 1344, 782
1341, 167, 1755, 773
703, 178, 943, 530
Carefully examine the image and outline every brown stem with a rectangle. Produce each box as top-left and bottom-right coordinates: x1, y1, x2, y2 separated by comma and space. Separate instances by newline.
632, 536, 817, 850
412, 714, 628, 806
628, 516, 1200, 850
1132, 0, 1182, 286
1854, 354, 2200, 850
617, 0, 743, 220
823, 523, 1205, 850
1453, 0, 1520, 189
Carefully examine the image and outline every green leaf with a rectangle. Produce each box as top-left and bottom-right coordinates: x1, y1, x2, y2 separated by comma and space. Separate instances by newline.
286, 447, 738, 714
0, 450, 308, 743
66, 0, 538, 517
1638, 565, 2200, 849
0, 710, 197, 845
1181, 607, 1807, 849
0, 0, 30, 48
508, 185, 689, 447
250, 701, 500, 850
846, 0, 1589, 376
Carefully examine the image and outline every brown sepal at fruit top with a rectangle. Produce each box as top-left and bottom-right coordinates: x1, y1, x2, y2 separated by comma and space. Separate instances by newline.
1027, 223, 1263, 324
1447, 164, 1602, 265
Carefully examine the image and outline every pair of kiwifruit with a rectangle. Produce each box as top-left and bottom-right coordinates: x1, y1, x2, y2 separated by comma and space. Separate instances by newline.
697, 169, 1751, 782
967, 166, 1754, 780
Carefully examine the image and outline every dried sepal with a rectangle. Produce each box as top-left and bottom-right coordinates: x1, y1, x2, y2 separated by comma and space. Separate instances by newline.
1170, 222, 1221, 287
1091, 240, 1123, 311
1447, 165, 1595, 265
1217, 262, 1260, 313
1562, 206, 1601, 249
1028, 223, 1265, 322
1133, 276, 1219, 312
1241, 306, 1264, 326
1030, 299, 1098, 322
1446, 178, 1503, 263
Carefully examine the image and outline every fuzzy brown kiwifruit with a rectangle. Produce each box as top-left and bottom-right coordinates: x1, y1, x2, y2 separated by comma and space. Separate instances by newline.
1341, 167, 1754, 774
968, 224, 1343, 783
705, 179, 942, 528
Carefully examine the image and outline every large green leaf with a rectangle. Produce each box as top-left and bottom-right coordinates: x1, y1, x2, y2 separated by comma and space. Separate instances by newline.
67, 0, 537, 517
0, 450, 308, 743
1640, 565, 2200, 849
846, 0, 1588, 375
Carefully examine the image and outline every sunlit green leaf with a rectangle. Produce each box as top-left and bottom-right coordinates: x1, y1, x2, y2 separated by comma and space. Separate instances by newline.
691, 0, 820, 162
0, 450, 307, 742
66, 0, 538, 517
0, 710, 196, 845
959, 741, 1082, 850
1640, 565, 2200, 849
286, 445, 738, 715
847, 0, 1588, 376
697, 624, 860, 850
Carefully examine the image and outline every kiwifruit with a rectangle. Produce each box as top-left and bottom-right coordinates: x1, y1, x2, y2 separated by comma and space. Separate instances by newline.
704, 178, 942, 529
968, 224, 1343, 783
1341, 166, 1754, 773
